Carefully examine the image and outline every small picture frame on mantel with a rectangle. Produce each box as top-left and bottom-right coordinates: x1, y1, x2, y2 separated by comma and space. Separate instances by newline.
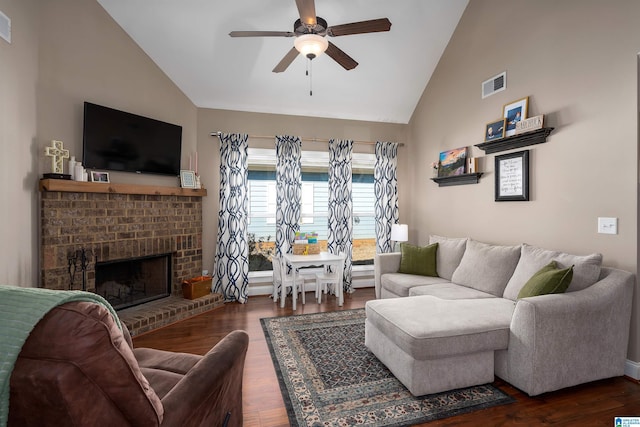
180, 170, 197, 189
90, 171, 110, 183
495, 150, 529, 202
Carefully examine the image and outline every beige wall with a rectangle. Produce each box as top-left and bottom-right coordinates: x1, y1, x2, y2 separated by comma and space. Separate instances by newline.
0, 0, 198, 287
37, 0, 198, 186
408, 0, 639, 360
0, 0, 39, 286
196, 108, 408, 277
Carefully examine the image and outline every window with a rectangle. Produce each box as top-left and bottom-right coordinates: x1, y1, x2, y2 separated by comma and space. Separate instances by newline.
247, 148, 376, 271
266, 182, 276, 224
301, 182, 315, 224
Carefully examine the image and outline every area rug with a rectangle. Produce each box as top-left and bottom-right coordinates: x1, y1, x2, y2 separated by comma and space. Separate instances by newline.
261, 309, 514, 427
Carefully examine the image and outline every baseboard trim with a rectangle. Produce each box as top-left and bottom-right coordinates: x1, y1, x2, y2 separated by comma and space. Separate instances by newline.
625, 359, 640, 380
248, 281, 372, 297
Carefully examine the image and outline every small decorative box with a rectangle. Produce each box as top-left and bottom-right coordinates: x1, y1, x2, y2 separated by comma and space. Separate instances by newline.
181, 276, 212, 300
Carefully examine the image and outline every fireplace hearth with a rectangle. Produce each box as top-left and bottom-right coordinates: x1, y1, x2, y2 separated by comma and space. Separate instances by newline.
96, 254, 171, 310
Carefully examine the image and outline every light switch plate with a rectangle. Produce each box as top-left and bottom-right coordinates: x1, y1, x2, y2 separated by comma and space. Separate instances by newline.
597, 217, 617, 235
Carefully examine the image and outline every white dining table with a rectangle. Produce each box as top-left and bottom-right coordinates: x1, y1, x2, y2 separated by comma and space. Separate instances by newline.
282, 252, 345, 310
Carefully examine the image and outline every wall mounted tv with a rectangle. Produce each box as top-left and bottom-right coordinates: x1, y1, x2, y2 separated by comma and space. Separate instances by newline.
82, 102, 182, 176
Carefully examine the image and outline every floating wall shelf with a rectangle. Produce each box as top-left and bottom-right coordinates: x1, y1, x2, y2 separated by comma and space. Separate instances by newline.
431, 173, 483, 187
474, 127, 554, 154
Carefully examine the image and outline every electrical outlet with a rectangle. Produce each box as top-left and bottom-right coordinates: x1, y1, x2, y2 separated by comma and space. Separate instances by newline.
597, 217, 617, 235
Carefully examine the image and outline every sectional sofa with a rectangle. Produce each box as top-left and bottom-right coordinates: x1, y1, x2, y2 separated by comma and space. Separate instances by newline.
365, 235, 634, 396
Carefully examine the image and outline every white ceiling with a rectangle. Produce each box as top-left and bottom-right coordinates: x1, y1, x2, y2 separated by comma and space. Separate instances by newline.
97, 0, 468, 124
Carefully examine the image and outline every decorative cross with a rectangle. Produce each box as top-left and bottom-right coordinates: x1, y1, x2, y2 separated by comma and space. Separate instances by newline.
44, 140, 69, 174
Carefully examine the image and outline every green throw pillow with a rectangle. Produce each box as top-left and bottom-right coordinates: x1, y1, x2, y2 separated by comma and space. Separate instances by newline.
398, 242, 438, 277
517, 260, 574, 299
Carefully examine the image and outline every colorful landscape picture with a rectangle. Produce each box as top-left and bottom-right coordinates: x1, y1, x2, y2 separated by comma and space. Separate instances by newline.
438, 147, 468, 177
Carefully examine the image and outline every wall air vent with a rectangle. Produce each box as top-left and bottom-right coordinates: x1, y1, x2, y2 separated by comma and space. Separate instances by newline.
0, 10, 10, 44
482, 71, 506, 99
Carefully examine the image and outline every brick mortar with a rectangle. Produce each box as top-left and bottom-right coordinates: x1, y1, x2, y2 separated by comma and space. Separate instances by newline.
41, 191, 204, 295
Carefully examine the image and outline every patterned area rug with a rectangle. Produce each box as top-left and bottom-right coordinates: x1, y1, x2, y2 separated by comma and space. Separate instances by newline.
261, 309, 514, 427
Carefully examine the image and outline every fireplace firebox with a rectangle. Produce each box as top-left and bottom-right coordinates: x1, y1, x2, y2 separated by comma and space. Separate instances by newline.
95, 253, 172, 310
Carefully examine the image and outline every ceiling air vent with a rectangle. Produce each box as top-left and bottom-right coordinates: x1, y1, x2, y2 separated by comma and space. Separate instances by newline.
0, 10, 10, 44
482, 71, 506, 99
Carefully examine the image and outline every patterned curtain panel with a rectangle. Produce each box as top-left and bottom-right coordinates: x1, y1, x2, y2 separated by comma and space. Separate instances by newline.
275, 135, 302, 258
374, 141, 399, 254
328, 139, 354, 292
214, 133, 249, 303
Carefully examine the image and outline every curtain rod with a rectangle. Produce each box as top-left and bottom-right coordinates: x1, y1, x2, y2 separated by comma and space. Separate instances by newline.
209, 131, 404, 147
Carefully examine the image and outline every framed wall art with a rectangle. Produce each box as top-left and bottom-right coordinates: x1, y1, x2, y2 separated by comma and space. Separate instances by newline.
485, 118, 505, 141
495, 150, 529, 201
503, 97, 529, 137
180, 170, 197, 188
438, 147, 468, 177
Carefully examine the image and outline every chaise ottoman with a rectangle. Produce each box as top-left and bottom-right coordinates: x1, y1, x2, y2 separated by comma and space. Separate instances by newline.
365, 295, 515, 396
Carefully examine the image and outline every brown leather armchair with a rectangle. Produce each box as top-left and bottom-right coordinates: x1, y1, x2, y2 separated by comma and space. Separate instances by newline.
9, 301, 248, 427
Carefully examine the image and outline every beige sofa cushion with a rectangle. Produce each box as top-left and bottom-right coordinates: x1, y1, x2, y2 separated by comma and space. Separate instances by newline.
408, 283, 496, 299
365, 296, 515, 359
502, 244, 603, 300
428, 235, 467, 280
381, 273, 449, 297
451, 239, 521, 296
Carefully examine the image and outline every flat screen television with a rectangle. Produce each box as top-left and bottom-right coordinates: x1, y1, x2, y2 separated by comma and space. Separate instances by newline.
82, 102, 182, 176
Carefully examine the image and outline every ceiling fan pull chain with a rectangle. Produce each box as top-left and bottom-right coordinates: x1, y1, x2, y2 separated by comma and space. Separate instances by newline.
309, 58, 313, 96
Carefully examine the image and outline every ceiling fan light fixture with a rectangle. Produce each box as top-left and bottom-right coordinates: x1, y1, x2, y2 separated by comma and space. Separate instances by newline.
294, 34, 328, 59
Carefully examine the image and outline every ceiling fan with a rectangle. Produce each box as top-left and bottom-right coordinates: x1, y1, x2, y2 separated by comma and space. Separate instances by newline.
229, 0, 392, 73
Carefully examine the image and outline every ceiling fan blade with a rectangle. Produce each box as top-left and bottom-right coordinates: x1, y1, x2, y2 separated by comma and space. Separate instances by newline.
325, 42, 358, 70
295, 0, 317, 26
229, 31, 295, 37
327, 18, 392, 37
273, 47, 300, 73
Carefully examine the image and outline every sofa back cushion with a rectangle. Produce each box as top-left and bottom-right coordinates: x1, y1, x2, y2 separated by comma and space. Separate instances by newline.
428, 235, 467, 280
451, 239, 521, 296
502, 244, 603, 300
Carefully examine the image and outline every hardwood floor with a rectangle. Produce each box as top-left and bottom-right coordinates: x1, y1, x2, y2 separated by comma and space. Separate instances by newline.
133, 288, 640, 426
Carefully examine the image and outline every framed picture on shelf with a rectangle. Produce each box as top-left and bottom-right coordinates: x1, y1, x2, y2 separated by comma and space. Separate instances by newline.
485, 118, 505, 142
438, 146, 468, 177
90, 171, 110, 183
495, 150, 529, 202
180, 170, 197, 188
503, 97, 529, 137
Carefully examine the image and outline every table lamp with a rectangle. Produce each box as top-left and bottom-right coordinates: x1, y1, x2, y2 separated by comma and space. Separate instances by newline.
390, 224, 408, 252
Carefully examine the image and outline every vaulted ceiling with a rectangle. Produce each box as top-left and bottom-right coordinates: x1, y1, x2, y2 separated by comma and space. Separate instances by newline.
97, 0, 468, 124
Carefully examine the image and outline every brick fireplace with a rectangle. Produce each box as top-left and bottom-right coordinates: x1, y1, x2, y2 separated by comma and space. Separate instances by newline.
39, 180, 207, 299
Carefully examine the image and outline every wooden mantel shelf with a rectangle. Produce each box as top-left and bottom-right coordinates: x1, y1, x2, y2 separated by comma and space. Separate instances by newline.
39, 179, 207, 197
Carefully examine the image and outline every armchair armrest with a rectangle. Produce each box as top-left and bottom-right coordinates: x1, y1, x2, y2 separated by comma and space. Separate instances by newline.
500, 267, 634, 396
160, 330, 249, 427
374, 253, 401, 299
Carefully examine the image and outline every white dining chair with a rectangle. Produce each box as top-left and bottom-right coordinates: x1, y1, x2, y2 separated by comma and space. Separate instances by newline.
314, 252, 345, 304
272, 255, 305, 308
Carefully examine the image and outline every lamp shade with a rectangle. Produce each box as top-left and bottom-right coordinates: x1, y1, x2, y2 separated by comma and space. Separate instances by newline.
390, 224, 408, 242
294, 34, 329, 58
